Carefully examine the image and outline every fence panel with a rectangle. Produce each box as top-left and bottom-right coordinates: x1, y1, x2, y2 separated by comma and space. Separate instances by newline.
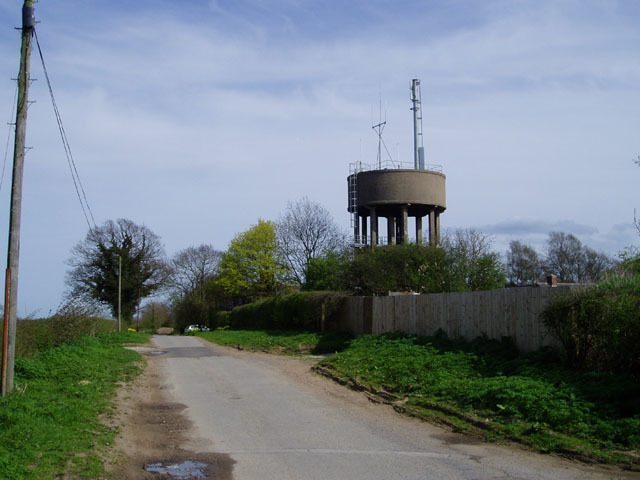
339, 286, 577, 352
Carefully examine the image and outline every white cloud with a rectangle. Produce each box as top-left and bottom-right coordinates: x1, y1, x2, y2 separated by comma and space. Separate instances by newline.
0, 0, 638, 313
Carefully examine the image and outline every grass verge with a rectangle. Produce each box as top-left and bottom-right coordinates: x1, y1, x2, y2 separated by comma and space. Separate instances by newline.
316, 333, 640, 467
198, 329, 353, 355
0, 331, 148, 479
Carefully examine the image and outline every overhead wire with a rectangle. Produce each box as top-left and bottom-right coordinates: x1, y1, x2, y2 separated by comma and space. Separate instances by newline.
0, 83, 18, 195
33, 28, 97, 232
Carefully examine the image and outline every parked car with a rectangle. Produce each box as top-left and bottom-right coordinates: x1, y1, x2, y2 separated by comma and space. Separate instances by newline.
183, 324, 211, 334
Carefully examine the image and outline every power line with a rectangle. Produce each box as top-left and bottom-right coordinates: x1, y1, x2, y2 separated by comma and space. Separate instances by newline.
33, 28, 96, 231
1, 83, 18, 195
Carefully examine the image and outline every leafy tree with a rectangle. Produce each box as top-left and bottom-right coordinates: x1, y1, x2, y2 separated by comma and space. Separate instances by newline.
349, 244, 451, 295
467, 254, 506, 291
304, 251, 351, 291
506, 240, 541, 286
276, 197, 346, 286
215, 220, 285, 303
66, 218, 169, 323
306, 232, 504, 295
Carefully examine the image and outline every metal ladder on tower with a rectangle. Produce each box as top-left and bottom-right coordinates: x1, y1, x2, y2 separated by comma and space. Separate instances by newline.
349, 162, 361, 245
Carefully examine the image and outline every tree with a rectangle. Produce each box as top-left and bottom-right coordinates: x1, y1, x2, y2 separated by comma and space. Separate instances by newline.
215, 220, 285, 303
169, 244, 222, 326
506, 240, 541, 286
441, 229, 505, 291
582, 246, 616, 282
66, 218, 169, 323
544, 232, 614, 283
304, 251, 351, 291
169, 244, 221, 302
544, 232, 584, 283
139, 301, 172, 330
276, 197, 346, 286
348, 244, 451, 295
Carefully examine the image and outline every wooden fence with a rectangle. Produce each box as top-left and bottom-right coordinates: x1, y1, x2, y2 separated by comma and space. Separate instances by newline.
333, 286, 578, 352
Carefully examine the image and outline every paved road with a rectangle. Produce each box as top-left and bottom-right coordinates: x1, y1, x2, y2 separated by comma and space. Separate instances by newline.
151, 335, 629, 480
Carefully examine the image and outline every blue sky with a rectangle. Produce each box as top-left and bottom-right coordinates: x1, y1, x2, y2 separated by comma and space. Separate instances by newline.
0, 0, 638, 315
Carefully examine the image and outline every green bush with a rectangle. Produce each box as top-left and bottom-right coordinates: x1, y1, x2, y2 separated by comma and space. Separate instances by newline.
304, 252, 350, 291
329, 244, 505, 295
541, 275, 640, 374
227, 292, 345, 331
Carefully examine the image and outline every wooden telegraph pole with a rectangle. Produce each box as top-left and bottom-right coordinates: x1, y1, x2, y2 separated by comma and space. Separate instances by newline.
1, 0, 35, 396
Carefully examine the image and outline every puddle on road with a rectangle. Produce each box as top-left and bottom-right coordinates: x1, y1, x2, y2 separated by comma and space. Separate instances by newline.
146, 350, 167, 356
144, 460, 209, 478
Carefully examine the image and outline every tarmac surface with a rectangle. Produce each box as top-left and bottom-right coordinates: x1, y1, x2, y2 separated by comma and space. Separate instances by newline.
150, 335, 634, 480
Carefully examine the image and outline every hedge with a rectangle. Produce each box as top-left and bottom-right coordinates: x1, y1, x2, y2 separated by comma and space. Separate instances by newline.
222, 292, 346, 331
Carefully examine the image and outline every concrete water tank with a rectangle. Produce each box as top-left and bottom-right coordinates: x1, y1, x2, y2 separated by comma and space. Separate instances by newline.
347, 168, 446, 246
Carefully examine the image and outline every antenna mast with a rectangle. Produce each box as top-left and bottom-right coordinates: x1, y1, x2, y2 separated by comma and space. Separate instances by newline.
410, 79, 424, 170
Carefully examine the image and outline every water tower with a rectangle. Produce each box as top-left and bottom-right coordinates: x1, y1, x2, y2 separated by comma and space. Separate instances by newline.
347, 79, 446, 247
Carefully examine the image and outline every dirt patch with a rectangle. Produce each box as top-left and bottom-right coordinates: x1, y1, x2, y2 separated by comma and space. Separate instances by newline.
105, 355, 234, 479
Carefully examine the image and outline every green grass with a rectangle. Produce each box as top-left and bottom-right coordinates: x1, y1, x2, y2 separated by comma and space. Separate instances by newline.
0, 331, 148, 479
7, 317, 117, 357
198, 329, 353, 355
318, 334, 640, 465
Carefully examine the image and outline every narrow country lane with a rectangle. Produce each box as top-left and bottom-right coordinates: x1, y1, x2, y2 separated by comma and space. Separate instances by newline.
146, 335, 630, 480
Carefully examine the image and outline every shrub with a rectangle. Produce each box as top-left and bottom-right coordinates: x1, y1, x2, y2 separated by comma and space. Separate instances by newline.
227, 292, 345, 331
348, 244, 451, 295
541, 275, 640, 374
344, 243, 505, 295
304, 252, 350, 291
12, 315, 114, 358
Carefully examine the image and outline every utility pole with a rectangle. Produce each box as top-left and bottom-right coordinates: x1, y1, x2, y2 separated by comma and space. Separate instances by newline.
118, 255, 122, 333
2, 0, 35, 397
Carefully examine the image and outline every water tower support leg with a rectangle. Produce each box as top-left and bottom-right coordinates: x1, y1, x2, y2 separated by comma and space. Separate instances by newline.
401, 206, 409, 244
416, 216, 423, 245
362, 215, 368, 246
387, 216, 396, 245
429, 210, 436, 246
370, 207, 378, 248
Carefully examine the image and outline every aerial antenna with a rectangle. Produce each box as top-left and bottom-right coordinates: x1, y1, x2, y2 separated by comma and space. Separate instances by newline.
371, 94, 394, 169
410, 78, 424, 170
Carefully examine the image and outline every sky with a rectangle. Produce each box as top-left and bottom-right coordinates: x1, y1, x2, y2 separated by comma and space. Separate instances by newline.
0, 0, 638, 316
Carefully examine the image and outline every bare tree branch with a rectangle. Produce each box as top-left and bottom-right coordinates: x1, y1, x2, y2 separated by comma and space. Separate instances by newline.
169, 245, 221, 299
276, 198, 346, 286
